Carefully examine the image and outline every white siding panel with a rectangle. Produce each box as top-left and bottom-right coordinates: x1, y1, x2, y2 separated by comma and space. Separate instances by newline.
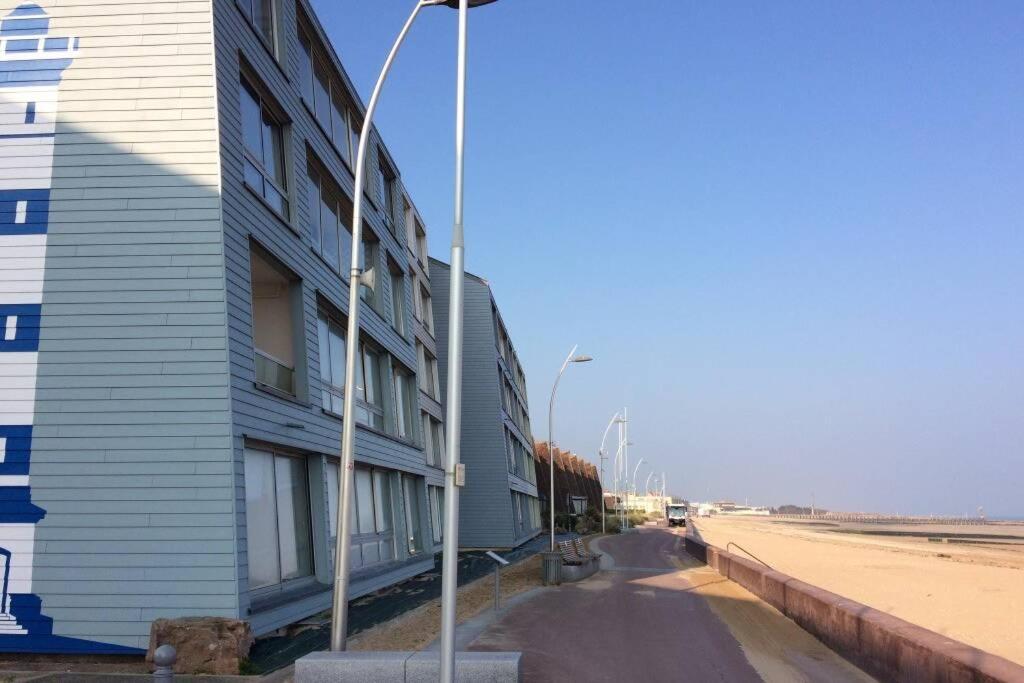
0, 0, 234, 655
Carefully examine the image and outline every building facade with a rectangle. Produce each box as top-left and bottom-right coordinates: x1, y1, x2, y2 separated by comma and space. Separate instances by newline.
0, 0, 446, 654
429, 260, 541, 550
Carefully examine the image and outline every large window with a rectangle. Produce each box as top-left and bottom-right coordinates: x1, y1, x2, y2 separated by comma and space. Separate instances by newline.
305, 155, 351, 273
402, 474, 425, 554
422, 412, 445, 467
327, 463, 395, 570
240, 0, 275, 49
317, 310, 345, 414
359, 231, 379, 310
251, 247, 299, 395
244, 448, 313, 590
240, 78, 288, 217
389, 260, 405, 336
417, 342, 439, 400
392, 365, 416, 440
415, 222, 428, 267
354, 343, 385, 430
428, 484, 445, 543
418, 285, 433, 335
376, 154, 396, 229
298, 16, 360, 167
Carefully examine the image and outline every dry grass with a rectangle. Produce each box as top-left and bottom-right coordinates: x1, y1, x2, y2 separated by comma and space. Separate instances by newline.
349, 554, 544, 652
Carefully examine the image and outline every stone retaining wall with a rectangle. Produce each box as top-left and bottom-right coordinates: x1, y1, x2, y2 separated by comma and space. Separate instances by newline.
684, 536, 1024, 683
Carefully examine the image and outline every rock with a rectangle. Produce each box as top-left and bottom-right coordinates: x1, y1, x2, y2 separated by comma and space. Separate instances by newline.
147, 617, 253, 675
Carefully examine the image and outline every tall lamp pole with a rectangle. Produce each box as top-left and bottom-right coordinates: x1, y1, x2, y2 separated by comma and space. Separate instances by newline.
548, 345, 593, 551
597, 413, 622, 535
437, 1, 501, 681
328, 0, 501, 657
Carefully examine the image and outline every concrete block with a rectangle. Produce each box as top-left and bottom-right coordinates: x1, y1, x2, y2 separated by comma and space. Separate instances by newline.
406, 651, 522, 683
294, 651, 409, 683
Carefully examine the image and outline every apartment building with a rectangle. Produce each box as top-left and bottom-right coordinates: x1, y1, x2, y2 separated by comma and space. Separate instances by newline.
0, 0, 446, 654
429, 260, 542, 550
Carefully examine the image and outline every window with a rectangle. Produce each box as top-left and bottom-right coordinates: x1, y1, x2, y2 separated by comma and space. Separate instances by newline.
242, 0, 276, 50
298, 16, 360, 166
402, 474, 425, 554
359, 231, 379, 310
418, 286, 433, 335
354, 342, 385, 430
417, 342, 439, 400
244, 448, 313, 590
251, 247, 299, 395
392, 365, 416, 439
415, 221, 428, 266
241, 79, 288, 217
428, 484, 445, 543
422, 414, 445, 467
389, 261, 405, 336
431, 418, 445, 465
376, 154, 396, 227
327, 463, 395, 570
411, 271, 422, 321
317, 310, 345, 414
305, 155, 352, 272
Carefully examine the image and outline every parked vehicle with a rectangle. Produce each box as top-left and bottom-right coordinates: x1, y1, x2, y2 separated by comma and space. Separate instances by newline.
666, 503, 688, 527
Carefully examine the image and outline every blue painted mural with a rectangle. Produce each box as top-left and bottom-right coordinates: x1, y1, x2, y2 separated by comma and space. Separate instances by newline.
0, 3, 137, 654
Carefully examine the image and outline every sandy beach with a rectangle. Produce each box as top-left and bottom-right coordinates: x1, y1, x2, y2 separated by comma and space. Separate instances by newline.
691, 516, 1024, 665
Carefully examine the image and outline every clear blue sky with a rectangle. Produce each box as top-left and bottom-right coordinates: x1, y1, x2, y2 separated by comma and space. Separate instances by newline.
314, 1, 1023, 517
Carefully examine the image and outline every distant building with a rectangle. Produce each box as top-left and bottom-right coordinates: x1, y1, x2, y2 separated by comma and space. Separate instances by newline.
429, 260, 542, 549
534, 444, 602, 520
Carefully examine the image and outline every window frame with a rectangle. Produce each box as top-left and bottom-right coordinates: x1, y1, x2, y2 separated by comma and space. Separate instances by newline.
297, 12, 362, 174
238, 0, 279, 57
243, 447, 315, 595
240, 76, 290, 219
305, 150, 352, 277
250, 244, 303, 398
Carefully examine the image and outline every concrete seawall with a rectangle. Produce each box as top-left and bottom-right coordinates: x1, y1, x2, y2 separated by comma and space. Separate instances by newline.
684, 535, 1024, 683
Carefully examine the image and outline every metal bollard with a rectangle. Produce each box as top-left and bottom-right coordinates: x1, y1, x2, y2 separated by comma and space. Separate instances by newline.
153, 643, 176, 682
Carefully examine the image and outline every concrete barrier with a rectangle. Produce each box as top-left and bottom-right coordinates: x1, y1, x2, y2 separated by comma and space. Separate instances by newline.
295, 650, 522, 682
683, 536, 1024, 683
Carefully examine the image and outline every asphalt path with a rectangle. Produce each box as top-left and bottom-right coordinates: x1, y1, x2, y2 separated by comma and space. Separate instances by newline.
466, 527, 873, 682
468, 528, 762, 681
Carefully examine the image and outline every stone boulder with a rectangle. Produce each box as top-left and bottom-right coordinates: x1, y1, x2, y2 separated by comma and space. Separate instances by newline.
147, 617, 253, 675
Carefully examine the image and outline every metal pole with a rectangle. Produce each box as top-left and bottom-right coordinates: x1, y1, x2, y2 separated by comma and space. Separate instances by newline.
615, 419, 624, 528
330, 0, 433, 652
439, 1, 469, 679
548, 345, 577, 551
631, 458, 646, 497
494, 565, 501, 611
618, 409, 626, 532
597, 413, 619, 536
645, 471, 654, 497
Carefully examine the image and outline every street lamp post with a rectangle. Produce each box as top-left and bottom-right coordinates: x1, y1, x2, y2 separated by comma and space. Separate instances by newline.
597, 413, 622, 535
548, 345, 592, 551
645, 471, 655, 497
328, 0, 501, 659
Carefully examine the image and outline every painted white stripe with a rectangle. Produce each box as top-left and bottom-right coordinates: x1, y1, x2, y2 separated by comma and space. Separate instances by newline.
0, 475, 29, 487
13, 200, 26, 224
0, 437, 6, 464
3, 316, 16, 341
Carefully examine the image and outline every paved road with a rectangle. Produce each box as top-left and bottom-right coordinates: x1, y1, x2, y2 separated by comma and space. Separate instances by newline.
466, 527, 873, 682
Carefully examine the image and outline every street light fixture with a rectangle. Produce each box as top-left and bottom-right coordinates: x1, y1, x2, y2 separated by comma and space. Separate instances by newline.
597, 412, 622, 535
328, 0, 501, 668
548, 344, 593, 551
